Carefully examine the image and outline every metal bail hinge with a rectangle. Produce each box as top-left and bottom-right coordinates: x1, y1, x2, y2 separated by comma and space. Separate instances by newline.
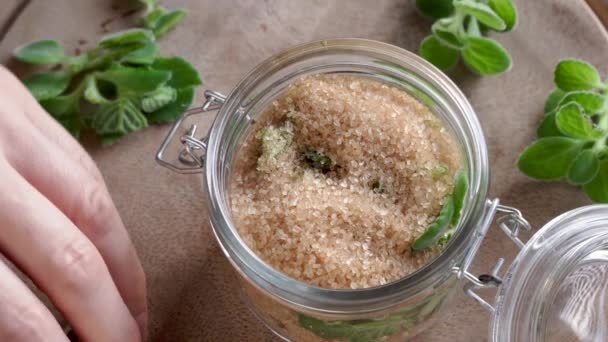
452, 199, 531, 313
156, 90, 226, 174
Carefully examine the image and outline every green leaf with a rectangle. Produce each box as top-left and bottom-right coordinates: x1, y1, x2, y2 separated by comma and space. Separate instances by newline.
518, 137, 583, 180
432, 19, 465, 49
140, 0, 159, 14
557, 91, 605, 114
419, 36, 459, 70
141, 86, 177, 112
91, 98, 148, 137
14, 39, 65, 64
66, 54, 90, 74
462, 37, 512, 75
488, 0, 517, 31
23, 71, 71, 101
84, 76, 110, 105
454, 2, 506, 31
416, 0, 454, 20
451, 170, 468, 225
97, 64, 172, 94
144, 8, 165, 28
40, 95, 81, 138
152, 9, 188, 37
567, 149, 600, 185
151, 57, 202, 88
555, 102, 603, 139
537, 111, 564, 138
145, 86, 194, 123
554, 59, 602, 91
298, 314, 402, 342
119, 41, 159, 65
544, 89, 566, 113
99, 29, 155, 48
100, 133, 125, 145
583, 159, 608, 203
412, 196, 455, 251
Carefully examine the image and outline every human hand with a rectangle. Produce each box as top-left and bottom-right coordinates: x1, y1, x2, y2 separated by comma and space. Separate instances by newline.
0, 66, 147, 341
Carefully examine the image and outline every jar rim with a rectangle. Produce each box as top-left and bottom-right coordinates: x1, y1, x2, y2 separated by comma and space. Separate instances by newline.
204, 38, 490, 314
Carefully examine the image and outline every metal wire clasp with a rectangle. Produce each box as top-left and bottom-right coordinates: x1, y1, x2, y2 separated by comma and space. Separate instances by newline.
452, 199, 531, 313
155, 90, 226, 174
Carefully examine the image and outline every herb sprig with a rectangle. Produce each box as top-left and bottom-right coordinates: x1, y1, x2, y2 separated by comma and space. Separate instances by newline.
416, 0, 517, 75
13, 0, 201, 144
518, 59, 608, 203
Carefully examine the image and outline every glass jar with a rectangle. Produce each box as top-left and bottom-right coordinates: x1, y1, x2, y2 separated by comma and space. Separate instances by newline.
156, 39, 608, 341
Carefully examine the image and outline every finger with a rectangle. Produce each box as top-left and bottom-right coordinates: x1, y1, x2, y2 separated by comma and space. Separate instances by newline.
0, 258, 68, 342
0, 66, 101, 181
0, 158, 141, 342
0, 68, 148, 336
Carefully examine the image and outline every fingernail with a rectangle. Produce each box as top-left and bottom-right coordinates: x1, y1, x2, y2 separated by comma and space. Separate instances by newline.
135, 312, 149, 342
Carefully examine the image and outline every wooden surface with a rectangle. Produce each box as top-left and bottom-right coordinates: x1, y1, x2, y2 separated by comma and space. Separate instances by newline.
1, 1, 608, 341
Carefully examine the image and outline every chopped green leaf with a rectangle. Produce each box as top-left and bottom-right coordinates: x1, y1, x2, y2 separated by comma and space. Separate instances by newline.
431, 164, 449, 178
23, 71, 71, 101
298, 314, 401, 342
537, 111, 564, 138
119, 41, 159, 65
555, 102, 603, 140
14, 39, 65, 64
517, 137, 583, 180
141, 86, 177, 113
97, 64, 172, 94
454, 2, 506, 31
412, 196, 455, 251
557, 91, 605, 114
99, 28, 155, 48
152, 9, 187, 37
419, 36, 459, 70
304, 149, 334, 173
567, 149, 600, 185
145, 86, 194, 123
152, 57, 202, 88
544, 89, 566, 114
583, 159, 608, 203
372, 180, 385, 194
554, 59, 602, 91
488, 0, 517, 31
416, 0, 454, 20
451, 170, 468, 225
462, 37, 512, 75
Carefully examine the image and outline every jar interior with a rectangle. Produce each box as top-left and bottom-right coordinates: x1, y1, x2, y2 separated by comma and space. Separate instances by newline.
205, 39, 489, 313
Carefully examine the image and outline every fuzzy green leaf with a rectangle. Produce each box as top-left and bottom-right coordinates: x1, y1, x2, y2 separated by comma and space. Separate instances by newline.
23, 71, 71, 101
583, 159, 608, 203
537, 111, 564, 138
544, 89, 566, 114
488, 0, 517, 31
419, 36, 459, 70
555, 102, 603, 140
416, 0, 454, 20
14, 39, 65, 64
558, 91, 605, 114
462, 37, 512, 75
91, 98, 148, 139
412, 196, 455, 251
554, 59, 602, 91
145, 86, 194, 123
40, 95, 81, 138
151, 57, 202, 88
141, 86, 177, 113
99, 29, 155, 48
84, 76, 110, 105
432, 19, 465, 49
119, 41, 159, 65
140, 0, 159, 14
518, 137, 583, 180
454, 2, 506, 31
97, 64, 171, 94
152, 10, 187, 37
144, 8, 165, 28
567, 149, 600, 185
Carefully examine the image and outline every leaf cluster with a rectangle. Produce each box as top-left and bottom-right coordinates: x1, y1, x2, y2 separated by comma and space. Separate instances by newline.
416, 0, 517, 75
13, 0, 201, 144
518, 59, 608, 203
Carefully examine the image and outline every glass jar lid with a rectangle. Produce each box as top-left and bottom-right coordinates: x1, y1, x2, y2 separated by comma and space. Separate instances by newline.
491, 205, 608, 342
